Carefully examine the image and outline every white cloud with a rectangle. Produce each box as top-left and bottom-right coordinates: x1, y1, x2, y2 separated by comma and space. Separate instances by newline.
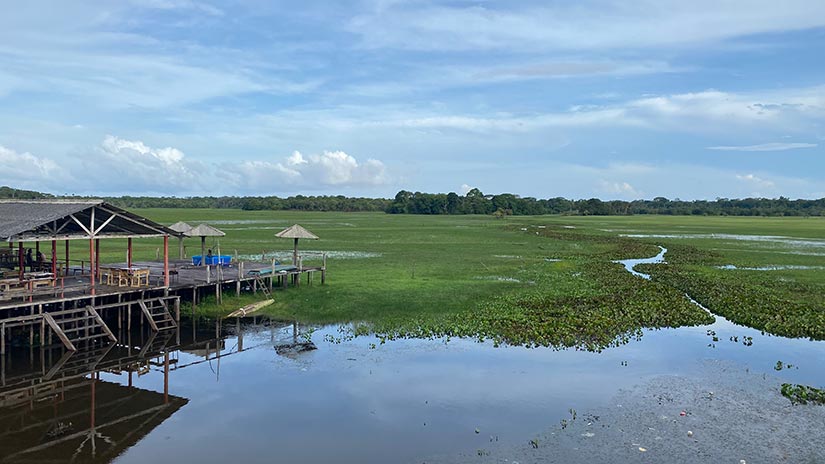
460, 184, 474, 195
349, 1, 825, 52
598, 180, 640, 198
355, 85, 825, 134
707, 142, 818, 152
736, 173, 775, 189
223, 150, 389, 191
75, 135, 206, 193
0, 145, 65, 190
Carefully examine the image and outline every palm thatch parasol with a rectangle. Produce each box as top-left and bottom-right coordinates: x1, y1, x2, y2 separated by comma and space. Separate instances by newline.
185, 224, 226, 265
168, 221, 192, 259
275, 224, 319, 265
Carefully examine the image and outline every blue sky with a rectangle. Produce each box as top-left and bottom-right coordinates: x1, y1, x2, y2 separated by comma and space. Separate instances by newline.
0, 0, 823, 199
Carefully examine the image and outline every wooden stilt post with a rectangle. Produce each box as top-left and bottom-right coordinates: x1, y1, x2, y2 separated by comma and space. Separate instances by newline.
65, 240, 70, 275
127, 238, 132, 269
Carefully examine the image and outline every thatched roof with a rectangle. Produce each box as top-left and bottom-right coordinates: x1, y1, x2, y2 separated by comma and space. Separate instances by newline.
275, 224, 319, 240
168, 221, 193, 233
0, 200, 180, 242
185, 223, 226, 237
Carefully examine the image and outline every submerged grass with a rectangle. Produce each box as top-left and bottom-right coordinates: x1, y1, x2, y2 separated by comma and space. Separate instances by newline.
84, 209, 825, 349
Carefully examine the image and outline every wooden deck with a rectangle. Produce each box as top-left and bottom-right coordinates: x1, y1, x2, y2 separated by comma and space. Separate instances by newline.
0, 258, 325, 356
0, 259, 325, 311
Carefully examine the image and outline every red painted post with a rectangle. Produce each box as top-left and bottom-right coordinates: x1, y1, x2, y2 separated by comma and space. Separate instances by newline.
17, 242, 23, 280
89, 239, 95, 295
127, 237, 132, 269
163, 235, 169, 287
95, 239, 100, 282
164, 351, 169, 404
90, 376, 96, 429
51, 240, 56, 276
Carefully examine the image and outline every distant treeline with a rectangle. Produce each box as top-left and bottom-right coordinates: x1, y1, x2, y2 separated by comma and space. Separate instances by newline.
106, 195, 391, 212
0, 186, 54, 199
1, 185, 823, 216
386, 189, 825, 216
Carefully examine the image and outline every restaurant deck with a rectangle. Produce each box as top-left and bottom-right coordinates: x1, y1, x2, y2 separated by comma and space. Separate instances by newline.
0, 200, 327, 355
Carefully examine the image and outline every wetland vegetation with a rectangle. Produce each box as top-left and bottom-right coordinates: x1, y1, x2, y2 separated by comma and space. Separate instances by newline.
98, 210, 825, 351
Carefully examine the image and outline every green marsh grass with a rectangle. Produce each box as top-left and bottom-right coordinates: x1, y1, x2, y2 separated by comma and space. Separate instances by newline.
67, 210, 825, 348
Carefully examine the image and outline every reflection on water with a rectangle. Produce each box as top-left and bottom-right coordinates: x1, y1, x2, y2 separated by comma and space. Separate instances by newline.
0, 314, 824, 464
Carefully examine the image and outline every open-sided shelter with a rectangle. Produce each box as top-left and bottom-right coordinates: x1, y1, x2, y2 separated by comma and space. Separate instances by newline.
0, 200, 181, 292
184, 223, 225, 266
275, 224, 319, 265
168, 221, 192, 259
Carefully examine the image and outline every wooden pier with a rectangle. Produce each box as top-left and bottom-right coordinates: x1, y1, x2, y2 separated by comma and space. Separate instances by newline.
0, 200, 327, 354
0, 259, 325, 353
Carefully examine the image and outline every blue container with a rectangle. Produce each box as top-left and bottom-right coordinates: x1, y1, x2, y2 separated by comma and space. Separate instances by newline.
193, 255, 232, 266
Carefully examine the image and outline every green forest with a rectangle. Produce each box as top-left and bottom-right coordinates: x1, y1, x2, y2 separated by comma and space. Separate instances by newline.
2, 185, 824, 216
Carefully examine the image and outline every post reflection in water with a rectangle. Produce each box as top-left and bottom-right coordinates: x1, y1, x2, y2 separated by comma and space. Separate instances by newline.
0, 333, 184, 463
0, 316, 306, 463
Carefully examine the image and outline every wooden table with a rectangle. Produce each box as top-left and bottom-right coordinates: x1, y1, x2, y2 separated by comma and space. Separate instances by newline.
105, 267, 150, 288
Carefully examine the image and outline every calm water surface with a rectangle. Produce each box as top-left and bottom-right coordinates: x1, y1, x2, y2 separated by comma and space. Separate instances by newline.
1, 310, 823, 464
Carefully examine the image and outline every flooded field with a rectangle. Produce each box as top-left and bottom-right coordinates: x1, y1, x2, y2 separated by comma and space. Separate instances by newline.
2, 312, 823, 464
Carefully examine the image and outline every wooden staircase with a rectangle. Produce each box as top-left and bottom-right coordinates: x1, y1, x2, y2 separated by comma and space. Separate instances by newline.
138, 298, 178, 331
45, 307, 117, 351
254, 275, 272, 299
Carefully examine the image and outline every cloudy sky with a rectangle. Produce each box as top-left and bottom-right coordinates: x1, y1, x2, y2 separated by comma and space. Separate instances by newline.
1, 0, 824, 199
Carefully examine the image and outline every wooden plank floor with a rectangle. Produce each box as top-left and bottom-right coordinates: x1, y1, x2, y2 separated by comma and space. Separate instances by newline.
0, 260, 323, 312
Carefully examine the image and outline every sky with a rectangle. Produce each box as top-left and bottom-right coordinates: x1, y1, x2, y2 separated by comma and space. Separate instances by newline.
0, 0, 824, 200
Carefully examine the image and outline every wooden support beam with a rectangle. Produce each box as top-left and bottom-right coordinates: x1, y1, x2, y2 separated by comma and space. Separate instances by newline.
43, 314, 77, 351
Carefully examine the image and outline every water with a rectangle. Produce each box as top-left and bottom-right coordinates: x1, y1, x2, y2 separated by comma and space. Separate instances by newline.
614, 245, 666, 279
1, 313, 823, 464
2, 245, 824, 463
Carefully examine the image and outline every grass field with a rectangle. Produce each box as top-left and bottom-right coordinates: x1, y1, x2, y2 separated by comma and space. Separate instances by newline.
85, 210, 825, 349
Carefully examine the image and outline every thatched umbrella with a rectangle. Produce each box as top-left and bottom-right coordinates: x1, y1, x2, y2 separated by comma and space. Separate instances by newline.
168, 221, 192, 259
185, 224, 226, 265
275, 224, 318, 265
